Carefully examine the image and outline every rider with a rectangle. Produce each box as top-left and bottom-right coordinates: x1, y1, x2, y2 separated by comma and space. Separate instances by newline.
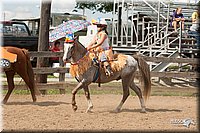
87, 19, 113, 76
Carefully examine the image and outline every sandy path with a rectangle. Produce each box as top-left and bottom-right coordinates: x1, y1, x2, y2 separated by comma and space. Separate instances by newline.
2, 94, 198, 132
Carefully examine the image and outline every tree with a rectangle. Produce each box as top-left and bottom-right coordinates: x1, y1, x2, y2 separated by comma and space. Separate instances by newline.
75, 0, 114, 14
36, 0, 52, 83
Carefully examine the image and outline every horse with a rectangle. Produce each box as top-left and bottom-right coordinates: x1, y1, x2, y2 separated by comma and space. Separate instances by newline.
1, 46, 40, 104
63, 37, 151, 113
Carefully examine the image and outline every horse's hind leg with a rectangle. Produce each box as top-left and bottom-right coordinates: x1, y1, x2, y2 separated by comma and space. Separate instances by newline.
130, 82, 146, 113
115, 78, 130, 112
3, 71, 15, 104
18, 71, 36, 102
83, 86, 93, 113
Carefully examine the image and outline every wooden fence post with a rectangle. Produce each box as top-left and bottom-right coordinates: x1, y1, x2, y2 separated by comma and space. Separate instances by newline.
36, 0, 52, 95
59, 57, 66, 94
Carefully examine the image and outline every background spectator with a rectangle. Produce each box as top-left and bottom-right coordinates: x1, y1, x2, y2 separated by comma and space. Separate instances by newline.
188, 8, 200, 48
49, 40, 60, 67
172, 7, 185, 32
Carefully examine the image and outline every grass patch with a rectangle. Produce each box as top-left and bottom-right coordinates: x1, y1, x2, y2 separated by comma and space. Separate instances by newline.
2, 90, 31, 95
151, 91, 195, 97
1, 74, 57, 79
167, 65, 191, 71
0, 74, 21, 78
2, 87, 196, 97
47, 75, 58, 78
2, 78, 197, 97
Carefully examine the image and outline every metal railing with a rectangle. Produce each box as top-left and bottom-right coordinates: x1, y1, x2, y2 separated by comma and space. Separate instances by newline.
111, 0, 198, 57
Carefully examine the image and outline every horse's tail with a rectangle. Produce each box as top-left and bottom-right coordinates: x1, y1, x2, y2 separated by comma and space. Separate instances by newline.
22, 49, 41, 95
133, 54, 151, 101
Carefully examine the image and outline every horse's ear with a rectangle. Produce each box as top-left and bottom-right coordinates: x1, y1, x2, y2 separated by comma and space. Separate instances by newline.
74, 35, 79, 41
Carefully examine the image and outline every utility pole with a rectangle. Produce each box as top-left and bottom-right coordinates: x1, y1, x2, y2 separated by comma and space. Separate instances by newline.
36, 0, 52, 83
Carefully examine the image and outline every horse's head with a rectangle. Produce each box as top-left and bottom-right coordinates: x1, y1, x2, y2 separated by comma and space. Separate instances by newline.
63, 36, 87, 63
63, 37, 76, 63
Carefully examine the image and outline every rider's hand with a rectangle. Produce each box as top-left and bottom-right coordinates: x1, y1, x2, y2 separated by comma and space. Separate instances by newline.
87, 46, 91, 51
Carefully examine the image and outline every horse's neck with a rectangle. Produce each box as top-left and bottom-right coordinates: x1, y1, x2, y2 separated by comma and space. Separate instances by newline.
72, 42, 87, 62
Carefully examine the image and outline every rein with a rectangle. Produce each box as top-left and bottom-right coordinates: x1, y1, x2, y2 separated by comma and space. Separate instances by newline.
69, 40, 90, 66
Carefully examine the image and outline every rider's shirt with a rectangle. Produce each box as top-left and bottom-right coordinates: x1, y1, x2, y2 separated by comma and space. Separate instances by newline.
96, 31, 110, 51
94, 31, 113, 62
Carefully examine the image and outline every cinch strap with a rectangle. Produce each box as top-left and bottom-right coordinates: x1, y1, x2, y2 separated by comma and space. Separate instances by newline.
92, 67, 100, 82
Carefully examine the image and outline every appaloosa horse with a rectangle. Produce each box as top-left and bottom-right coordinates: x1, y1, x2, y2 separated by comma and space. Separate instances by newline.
1, 46, 40, 104
63, 38, 151, 113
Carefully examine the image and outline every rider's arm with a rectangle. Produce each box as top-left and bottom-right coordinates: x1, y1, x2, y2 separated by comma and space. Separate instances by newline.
87, 36, 96, 50
89, 32, 107, 50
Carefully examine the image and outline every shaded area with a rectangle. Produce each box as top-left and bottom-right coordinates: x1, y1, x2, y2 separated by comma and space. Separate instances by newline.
4, 101, 69, 106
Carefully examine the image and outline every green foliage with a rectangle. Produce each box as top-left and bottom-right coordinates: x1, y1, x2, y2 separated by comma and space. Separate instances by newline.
75, 0, 113, 13
3, 90, 31, 95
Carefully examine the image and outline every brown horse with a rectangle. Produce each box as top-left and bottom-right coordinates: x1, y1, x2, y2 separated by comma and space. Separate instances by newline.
1, 46, 40, 104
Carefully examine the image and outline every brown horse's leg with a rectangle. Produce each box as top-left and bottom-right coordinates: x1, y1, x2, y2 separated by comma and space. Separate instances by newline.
115, 77, 131, 112
18, 71, 36, 102
71, 79, 85, 111
130, 82, 146, 113
83, 86, 93, 113
3, 71, 15, 104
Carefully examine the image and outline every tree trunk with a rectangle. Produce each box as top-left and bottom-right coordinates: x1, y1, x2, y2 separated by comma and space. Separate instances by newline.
36, 0, 52, 83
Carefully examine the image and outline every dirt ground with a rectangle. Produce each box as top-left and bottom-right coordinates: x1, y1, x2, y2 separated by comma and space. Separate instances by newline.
2, 93, 198, 132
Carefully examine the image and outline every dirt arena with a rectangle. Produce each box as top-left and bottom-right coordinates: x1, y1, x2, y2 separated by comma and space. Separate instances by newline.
2, 92, 198, 132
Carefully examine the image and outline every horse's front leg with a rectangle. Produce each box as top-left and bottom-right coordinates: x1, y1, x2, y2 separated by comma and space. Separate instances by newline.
71, 79, 86, 111
83, 86, 93, 113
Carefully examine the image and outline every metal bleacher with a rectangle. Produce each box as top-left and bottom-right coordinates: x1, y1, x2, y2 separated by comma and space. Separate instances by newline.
111, 0, 199, 72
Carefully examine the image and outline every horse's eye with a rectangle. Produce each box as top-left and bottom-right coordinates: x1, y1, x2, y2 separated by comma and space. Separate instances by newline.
71, 45, 75, 50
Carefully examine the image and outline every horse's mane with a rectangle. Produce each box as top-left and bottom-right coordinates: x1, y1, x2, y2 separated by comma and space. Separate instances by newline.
69, 52, 95, 77
69, 38, 93, 77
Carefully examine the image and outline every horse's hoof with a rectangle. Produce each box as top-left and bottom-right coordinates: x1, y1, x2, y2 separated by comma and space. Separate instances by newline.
86, 106, 93, 113
113, 108, 121, 113
86, 109, 93, 113
140, 108, 146, 113
72, 105, 78, 112
2, 101, 7, 104
33, 99, 37, 102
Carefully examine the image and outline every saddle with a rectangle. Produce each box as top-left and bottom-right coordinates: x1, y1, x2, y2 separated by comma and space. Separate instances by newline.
1, 47, 17, 63
69, 52, 127, 87
91, 53, 127, 87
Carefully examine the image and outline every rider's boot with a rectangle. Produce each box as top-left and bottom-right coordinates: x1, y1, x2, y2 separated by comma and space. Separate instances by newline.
105, 64, 113, 77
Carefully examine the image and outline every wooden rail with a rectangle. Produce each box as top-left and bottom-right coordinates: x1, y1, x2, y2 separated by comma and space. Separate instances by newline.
33, 67, 68, 74
29, 51, 66, 94
29, 51, 63, 57
142, 56, 199, 64
32, 68, 198, 78
2, 51, 198, 93
29, 51, 199, 78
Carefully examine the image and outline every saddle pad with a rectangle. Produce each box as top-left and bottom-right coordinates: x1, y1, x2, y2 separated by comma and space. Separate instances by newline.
110, 54, 127, 72
1, 47, 17, 63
